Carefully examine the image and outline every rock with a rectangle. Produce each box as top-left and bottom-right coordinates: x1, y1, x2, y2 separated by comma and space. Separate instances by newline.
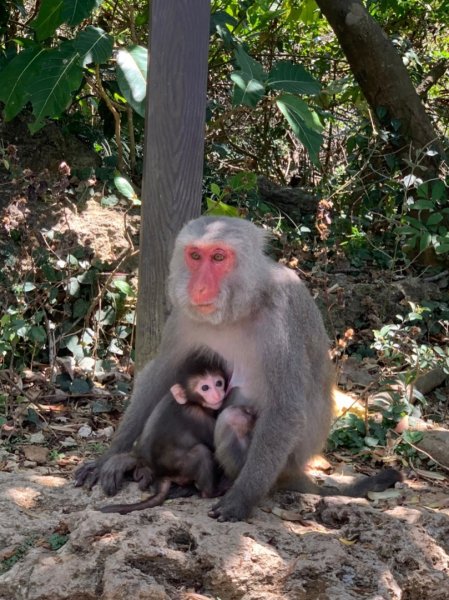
0, 472, 448, 599
23, 446, 49, 465
417, 429, 449, 468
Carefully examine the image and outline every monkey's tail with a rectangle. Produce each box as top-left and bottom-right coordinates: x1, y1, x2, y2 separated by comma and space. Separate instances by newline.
98, 479, 171, 514
317, 468, 403, 498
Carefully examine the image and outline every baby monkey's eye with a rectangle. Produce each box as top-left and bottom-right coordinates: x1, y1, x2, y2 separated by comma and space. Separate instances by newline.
201, 384, 210, 392
215, 380, 224, 387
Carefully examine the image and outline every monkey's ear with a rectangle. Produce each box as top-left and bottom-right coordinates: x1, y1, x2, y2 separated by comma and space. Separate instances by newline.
171, 384, 187, 404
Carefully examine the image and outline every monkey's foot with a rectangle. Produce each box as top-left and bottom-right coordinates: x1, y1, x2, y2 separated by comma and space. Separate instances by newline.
133, 465, 154, 490
208, 491, 252, 522
74, 460, 99, 490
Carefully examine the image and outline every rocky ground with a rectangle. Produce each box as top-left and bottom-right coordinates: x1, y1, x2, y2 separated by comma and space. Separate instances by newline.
0, 467, 448, 600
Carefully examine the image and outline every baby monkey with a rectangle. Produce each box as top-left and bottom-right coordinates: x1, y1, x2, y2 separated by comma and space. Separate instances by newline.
99, 351, 229, 514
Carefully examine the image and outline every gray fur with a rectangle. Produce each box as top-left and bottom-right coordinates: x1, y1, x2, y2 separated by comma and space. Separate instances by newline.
75, 216, 399, 518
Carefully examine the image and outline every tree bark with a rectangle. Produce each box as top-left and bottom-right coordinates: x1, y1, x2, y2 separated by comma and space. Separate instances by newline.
136, 0, 210, 370
417, 59, 449, 98
315, 0, 444, 159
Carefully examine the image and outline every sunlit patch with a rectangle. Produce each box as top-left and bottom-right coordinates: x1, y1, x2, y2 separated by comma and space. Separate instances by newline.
95, 532, 123, 545
6, 487, 41, 509
29, 475, 66, 488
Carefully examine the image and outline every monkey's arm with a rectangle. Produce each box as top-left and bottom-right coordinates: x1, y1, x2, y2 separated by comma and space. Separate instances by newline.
211, 280, 330, 521
74, 314, 187, 494
210, 393, 303, 521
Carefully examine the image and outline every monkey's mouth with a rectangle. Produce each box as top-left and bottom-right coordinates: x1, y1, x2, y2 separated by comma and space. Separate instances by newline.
192, 303, 217, 315
207, 400, 224, 409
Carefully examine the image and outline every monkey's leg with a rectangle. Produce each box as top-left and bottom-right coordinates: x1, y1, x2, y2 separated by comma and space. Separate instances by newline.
98, 478, 172, 514
182, 444, 216, 498
133, 464, 154, 490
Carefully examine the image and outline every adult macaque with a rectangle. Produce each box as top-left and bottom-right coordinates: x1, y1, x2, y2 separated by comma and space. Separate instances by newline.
100, 352, 228, 514
76, 216, 401, 521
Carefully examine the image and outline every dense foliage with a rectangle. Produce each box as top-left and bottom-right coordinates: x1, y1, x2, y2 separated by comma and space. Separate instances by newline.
0, 0, 448, 467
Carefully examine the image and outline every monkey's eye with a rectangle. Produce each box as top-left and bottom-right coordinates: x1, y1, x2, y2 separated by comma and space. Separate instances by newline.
215, 380, 224, 387
190, 251, 201, 260
201, 384, 210, 392
212, 252, 225, 262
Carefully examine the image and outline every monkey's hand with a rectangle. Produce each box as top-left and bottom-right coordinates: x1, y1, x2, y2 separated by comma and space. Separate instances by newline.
74, 460, 100, 490
208, 489, 252, 522
97, 455, 130, 496
73, 458, 118, 494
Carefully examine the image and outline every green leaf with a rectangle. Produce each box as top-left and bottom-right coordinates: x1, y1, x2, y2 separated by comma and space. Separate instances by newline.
30, 326, 47, 344
431, 180, 446, 201
95, 306, 115, 326
426, 213, 443, 226
66, 339, 85, 360
231, 45, 266, 107
231, 71, 265, 107
267, 61, 321, 95
234, 45, 266, 81
30, 0, 64, 41
46, 533, 68, 551
116, 45, 147, 117
61, 0, 101, 26
28, 43, 83, 133
65, 277, 81, 297
113, 280, 135, 296
0, 47, 46, 120
410, 199, 434, 210
114, 173, 139, 202
419, 231, 432, 252
74, 26, 113, 66
276, 93, 323, 165
73, 298, 89, 318
210, 182, 221, 196
298, 0, 319, 24
228, 171, 257, 192
70, 378, 91, 394
205, 199, 240, 217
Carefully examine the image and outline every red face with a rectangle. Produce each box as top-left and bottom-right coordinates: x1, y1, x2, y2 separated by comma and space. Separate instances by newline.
184, 243, 235, 315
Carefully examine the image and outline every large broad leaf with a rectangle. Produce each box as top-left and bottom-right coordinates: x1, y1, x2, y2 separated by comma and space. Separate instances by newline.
61, 0, 103, 27
299, 0, 319, 24
276, 94, 323, 165
30, 0, 64, 41
116, 45, 148, 117
231, 72, 265, 107
211, 11, 237, 49
28, 43, 83, 133
0, 47, 46, 120
267, 61, 321, 96
74, 26, 113, 66
231, 45, 266, 107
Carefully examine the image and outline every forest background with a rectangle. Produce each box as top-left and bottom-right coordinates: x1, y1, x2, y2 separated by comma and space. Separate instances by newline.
0, 0, 448, 491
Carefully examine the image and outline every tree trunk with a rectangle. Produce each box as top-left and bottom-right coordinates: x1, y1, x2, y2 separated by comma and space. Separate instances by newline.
136, 0, 210, 371
315, 0, 444, 159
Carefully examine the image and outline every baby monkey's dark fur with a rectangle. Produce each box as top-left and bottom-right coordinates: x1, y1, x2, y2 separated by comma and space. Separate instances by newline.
100, 351, 228, 514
